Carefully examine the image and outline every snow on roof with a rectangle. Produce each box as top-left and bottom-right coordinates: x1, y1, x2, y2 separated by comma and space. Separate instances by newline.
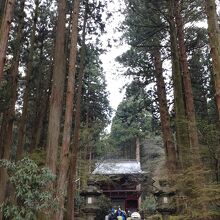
92, 160, 145, 175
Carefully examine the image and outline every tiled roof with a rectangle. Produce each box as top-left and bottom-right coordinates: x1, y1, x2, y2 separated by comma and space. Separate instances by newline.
92, 160, 145, 175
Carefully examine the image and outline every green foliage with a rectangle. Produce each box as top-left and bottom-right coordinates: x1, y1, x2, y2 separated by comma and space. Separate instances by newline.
109, 80, 153, 158
95, 195, 112, 220
145, 214, 161, 220
122, 0, 167, 48
169, 216, 180, 220
82, 44, 112, 128
198, 120, 220, 181
141, 195, 157, 214
0, 158, 56, 220
174, 166, 220, 220
74, 192, 85, 214
116, 48, 154, 80
0, 78, 10, 112
92, 131, 117, 159
80, 44, 112, 161
185, 26, 211, 119
29, 149, 46, 167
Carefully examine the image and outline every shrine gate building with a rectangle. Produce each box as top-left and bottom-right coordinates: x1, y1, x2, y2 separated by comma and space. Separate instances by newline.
92, 160, 146, 212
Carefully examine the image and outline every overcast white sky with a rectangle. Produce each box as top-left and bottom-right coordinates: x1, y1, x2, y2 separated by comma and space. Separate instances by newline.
100, 0, 130, 113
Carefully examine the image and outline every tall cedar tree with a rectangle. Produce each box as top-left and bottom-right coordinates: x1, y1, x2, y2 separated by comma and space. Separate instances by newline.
0, 0, 16, 82
0, 0, 25, 217
152, 47, 177, 172
55, 0, 81, 219
120, 0, 178, 172
205, 0, 220, 121
16, 0, 39, 160
67, 1, 88, 219
173, 0, 200, 162
46, 0, 66, 176
171, 1, 209, 218
167, 0, 190, 168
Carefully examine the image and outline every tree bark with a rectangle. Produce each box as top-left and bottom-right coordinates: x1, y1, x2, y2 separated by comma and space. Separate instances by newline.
0, 0, 25, 218
167, 0, 190, 168
0, 0, 6, 26
135, 137, 140, 162
174, 0, 200, 163
205, 0, 220, 122
54, 0, 80, 219
16, 0, 39, 160
152, 48, 177, 172
46, 0, 66, 175
67, 2, 88, 219
0, 0, 16, 82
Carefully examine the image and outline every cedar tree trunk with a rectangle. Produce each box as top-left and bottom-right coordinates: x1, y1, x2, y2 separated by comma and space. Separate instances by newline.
174, 0, 200, 162
0, 0, 25, 218
152, 48, 177, 172
0, 0, 16, 82
67, 3, 88, 219
167, 0, 190, 168
55, 0, 80, 219
206, 0, 220, 122
46, 0, 66, 175
174, 1, 209, 217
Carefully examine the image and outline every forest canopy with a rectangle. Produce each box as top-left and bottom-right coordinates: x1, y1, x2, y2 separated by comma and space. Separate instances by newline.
0, 0, 220, 219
